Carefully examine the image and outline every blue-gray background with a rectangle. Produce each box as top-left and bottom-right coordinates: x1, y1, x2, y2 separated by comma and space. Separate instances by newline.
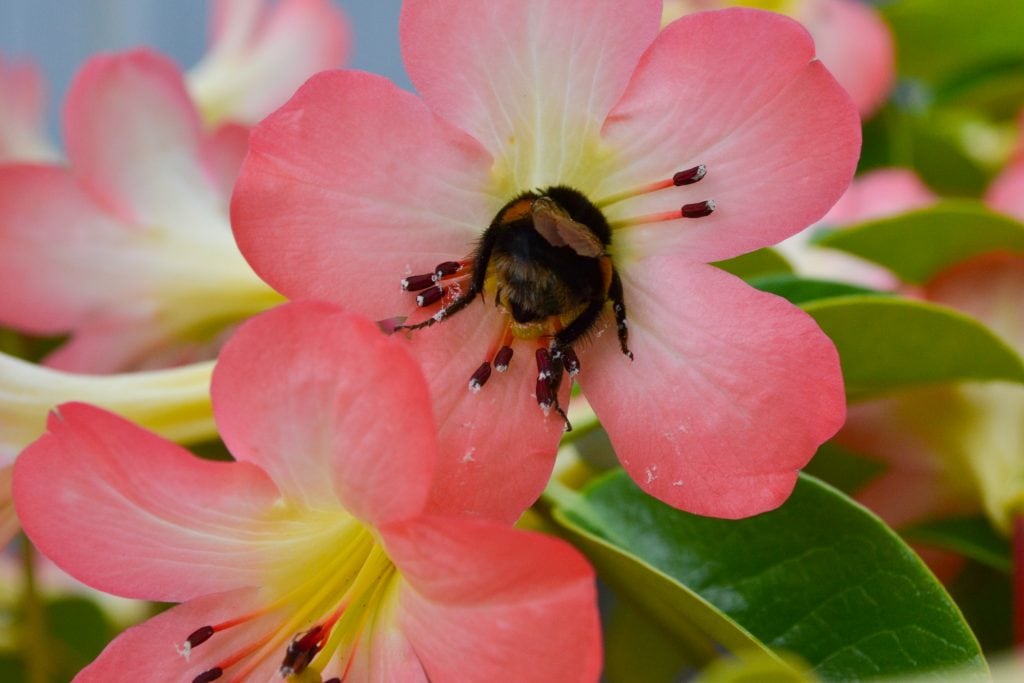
0, 0, 410, 140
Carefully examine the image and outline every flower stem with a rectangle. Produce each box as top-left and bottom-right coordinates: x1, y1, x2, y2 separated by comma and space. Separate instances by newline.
20, 535, 50, 683
1015, 514, 1024, 649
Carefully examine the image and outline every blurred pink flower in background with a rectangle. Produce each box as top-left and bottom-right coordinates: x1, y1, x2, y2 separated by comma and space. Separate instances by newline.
0, 56, 58, 162
987, 110, 1024, 222
14, 302, 601, 682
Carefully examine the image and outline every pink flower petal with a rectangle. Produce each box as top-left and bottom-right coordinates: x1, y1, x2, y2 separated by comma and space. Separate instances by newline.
212, 302, 437, 526
0, 165, 138, 336
806, 0, 894, 117
837, 388, 979, 528
385, 515, 601, 682
599, 8, 860, 263
400, 0, 662, 186
76, 587, 284, 682
14, 403, 283, 601
232, 69, 496, 320
64, 49, 223, 228
579, 257, 845, 518
988, 159, 1024, 222
822, 167, 936, 225
201, 121, 252, 199
0, 56, 57, 162
189, 0, 350, 126
403, 304, 568, 523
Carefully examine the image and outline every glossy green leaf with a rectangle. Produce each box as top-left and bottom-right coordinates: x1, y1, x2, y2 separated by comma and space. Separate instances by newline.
603, 600, 690, 683
801, 442, 886, 496
553, 471, 987, 680
903, 516, 1011, 574
803, 296, 1024, 399
748, 274, 884, 306
818, 200, 1024, 284
713, 248, 792, 279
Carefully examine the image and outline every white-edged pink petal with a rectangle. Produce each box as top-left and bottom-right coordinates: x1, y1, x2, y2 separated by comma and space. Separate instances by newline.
598, 8, 860, 264
400, 0, 662, 188
232, 69, 496, 321
76, 587, 284, 682
579, 257, 845, 517
212, 302, 437, 526
64, 49, 224, 233
14, 403, 283, 601
0, 55, 58, 162
385, 515, 602, 683
403, 303, 569, 524
806, 0, 894, 117
188, 0, 349, 127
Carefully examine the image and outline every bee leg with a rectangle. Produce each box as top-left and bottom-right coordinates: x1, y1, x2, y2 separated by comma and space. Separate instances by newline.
607, 269, 633, 360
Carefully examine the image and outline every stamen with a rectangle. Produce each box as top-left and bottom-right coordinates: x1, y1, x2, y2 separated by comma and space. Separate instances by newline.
280, 626, 324, 677
681, 199, 716, 218
416, 286, 444, 307
434, 261, 464, 278
468, 362, 492, 393
595, 164, 708, 208
536, 377, 554, 414
193, 668, 223, 683
609, 199, 716, 229
535, 348, 553, 381
494, 345, 514, 372
563, 347, 581, 376
673, 164, 707, 186
401, 273, 436, 292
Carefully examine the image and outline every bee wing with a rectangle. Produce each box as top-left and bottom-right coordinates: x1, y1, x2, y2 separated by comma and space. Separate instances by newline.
531, 197, 604, 257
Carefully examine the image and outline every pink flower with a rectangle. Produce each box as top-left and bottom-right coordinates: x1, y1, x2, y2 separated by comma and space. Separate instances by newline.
233, 3, 859, 521
14, 302, 601, 682
661, 0, 895, 117
0, 50, 285, 373
187, 0, 350, 128
838, 252, 1024, 536
0, 1, 348, 374
0, 55, 58, 162
776, 168, 937, 288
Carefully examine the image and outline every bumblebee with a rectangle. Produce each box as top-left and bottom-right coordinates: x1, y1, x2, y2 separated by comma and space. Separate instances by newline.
399, 186, 631, 428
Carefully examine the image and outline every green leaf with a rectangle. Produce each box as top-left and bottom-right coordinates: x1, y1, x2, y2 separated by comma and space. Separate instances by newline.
884, 0, 1024, 98
553, 471, 987, 680
903, 516, 1012, 574
818, 201, 1024, 284
748, 274, 885, 306
603, 600, 690, 683
713, 248, 792, 279
803, 296, 1024, 399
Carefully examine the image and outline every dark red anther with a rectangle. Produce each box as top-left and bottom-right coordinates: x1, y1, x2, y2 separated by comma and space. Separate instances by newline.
672, 164, 707, 186
281, 626, 324, 676
493, 345, 514, 372
536, 377, 554, 410
535, 348, 553, 380
416, 285, 444, 307
681, 200, 716, 218
563, 347, 581, 376
186, 625, 215, 649
434, 261, 462, 278
469, 362, 492, 392
401, 273, 436, 291
193, 668, 223, 683
324, 679, 342, 683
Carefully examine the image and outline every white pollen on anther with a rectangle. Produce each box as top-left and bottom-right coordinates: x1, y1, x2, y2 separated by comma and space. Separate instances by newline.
495, 363, 509, 372
400, 279, 410, 291
538, 370, 551, 380
175, 642, 192, 662
432, 311, 445, 322
468, 379, 482, 393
